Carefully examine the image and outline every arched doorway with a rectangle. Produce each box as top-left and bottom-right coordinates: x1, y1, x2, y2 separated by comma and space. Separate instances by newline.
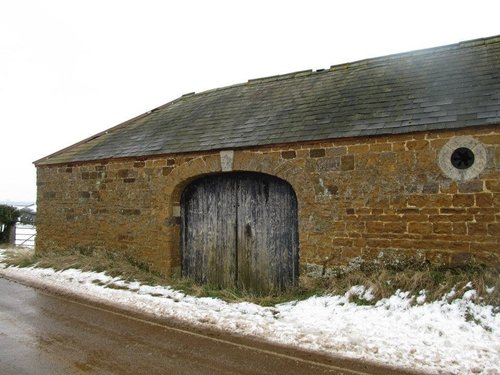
181, 172, 298, 292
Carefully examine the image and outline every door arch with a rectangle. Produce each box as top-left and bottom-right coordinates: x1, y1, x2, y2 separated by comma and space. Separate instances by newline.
181, 172, 298, 292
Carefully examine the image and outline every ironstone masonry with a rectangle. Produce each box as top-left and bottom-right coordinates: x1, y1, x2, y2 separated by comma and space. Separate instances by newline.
35, 36, 500, 281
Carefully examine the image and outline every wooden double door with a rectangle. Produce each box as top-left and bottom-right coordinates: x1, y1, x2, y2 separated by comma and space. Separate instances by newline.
181, 172, 298, 292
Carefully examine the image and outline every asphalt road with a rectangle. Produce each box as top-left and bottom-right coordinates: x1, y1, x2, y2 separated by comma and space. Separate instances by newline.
0, 276, 420, 375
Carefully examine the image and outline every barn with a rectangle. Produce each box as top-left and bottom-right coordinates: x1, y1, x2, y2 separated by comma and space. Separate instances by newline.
35, 36, 500, 292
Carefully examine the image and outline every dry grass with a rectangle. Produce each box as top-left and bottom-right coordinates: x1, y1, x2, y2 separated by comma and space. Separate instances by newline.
302, 260, 500, 307
2, 246, 166, 285
1, 246, 498, 307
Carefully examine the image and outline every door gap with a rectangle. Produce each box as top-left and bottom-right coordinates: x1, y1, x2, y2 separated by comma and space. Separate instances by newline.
234, 179, 239, 286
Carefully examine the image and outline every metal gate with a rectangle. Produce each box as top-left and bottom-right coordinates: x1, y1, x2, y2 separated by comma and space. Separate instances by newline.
181, 172, 298, 292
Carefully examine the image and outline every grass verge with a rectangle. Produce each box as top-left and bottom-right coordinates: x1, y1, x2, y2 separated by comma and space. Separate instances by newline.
1, 245, 498, 307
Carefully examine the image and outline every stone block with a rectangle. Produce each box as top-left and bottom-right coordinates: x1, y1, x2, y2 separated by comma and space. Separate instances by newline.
478, 134, 500, 144
487, 223, 500, 236
347, 144, 369, 154
422, 183, 439, 194
117, 169, 131, 178
433, 194, 453, 207
440, 181, 458, 194
486, 180, 500, 192
341, 155, 355, 171
309, 148, 326, 158
406, 139, 429, 150
429, 138, 448, 150
450, 252, 472, 267
452, 194, 475, 207
370, 143, 392, 152
366, 222, 384, 233
392, 141, 406, 151
326, 146, 347, 157
281, 150, 296, 159
408, 222, 432, 234
79, 191, 90, 199
162, 166, 174, 176
467, 223, 488, 235
318, 157, 340, 171
121, 209, 141, 216
473, 241, 499, 252
382, 222, 406, 233
433, 222, 452, 234
458, 180, 484, 193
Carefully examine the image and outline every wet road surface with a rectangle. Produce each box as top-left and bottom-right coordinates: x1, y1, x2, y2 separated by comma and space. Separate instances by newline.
0, 276, 419, 375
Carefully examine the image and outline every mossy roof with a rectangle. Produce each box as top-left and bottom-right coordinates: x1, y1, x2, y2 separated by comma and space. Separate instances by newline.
36, 35, 500, 166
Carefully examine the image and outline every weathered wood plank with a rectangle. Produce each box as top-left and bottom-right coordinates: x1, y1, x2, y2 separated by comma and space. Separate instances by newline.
181, 172, 298, 292
237, 173, 298, 292
181, 175, 237, 288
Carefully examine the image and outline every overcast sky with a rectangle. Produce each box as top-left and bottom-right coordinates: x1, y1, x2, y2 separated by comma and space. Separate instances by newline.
1, 0, 499, 204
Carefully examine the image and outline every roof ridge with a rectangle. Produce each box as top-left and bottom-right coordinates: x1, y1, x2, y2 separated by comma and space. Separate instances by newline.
460, 34, 500, 47
174, 34, 500, 100
247, 69, 314, 84
169, 69, 320, 101
329, 34, 500, 72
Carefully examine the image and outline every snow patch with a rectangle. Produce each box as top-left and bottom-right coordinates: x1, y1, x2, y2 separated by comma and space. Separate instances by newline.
0, 253, 498, 375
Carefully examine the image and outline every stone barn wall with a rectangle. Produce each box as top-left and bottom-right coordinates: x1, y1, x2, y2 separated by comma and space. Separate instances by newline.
36, 125, 499, 275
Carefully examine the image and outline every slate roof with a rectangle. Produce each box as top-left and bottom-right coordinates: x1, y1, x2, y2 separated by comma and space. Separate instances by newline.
36, 35, 500, 166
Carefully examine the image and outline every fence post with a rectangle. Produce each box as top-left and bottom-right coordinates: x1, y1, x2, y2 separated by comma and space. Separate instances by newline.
8, 224, 16, 245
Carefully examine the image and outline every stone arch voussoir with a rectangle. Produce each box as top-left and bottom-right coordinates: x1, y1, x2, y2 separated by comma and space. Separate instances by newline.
166, 150, 313, 212
166, 154, 222, 209
164, 150, 313, 275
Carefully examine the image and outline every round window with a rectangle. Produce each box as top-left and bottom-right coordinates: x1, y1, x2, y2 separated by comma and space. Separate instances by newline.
450, 147, 475, 169
438, 136, 487, 181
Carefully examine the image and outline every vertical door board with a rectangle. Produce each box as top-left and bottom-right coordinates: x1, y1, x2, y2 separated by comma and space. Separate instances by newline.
181, 172, 298, 292
181, 175, 237, 288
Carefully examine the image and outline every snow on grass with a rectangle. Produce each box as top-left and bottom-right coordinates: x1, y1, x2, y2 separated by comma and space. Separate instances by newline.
0, 259, 498, 374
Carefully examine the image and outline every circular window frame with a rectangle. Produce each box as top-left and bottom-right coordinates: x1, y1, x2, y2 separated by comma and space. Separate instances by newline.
438, 136, 487, 181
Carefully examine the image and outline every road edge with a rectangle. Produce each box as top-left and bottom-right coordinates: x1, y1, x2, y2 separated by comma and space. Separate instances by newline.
0, 266, 424, 375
